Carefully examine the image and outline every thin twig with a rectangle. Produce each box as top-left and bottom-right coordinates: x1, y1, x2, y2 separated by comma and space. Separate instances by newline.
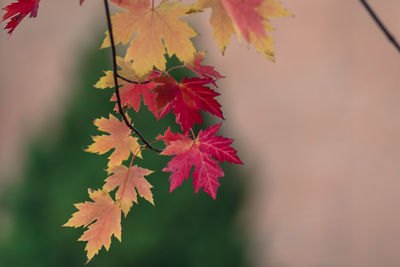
103, 0, 162, 153
117, 73, 151, 84
360, 0, 400, 53
166, 64, 186, 73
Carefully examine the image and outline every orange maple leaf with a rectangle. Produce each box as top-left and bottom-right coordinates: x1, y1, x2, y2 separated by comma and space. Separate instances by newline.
104, 165, 154, 217
101, 0, 197, 78
63, 189, 121, 262
193, 0, 291, 60
86, 114, 142, 168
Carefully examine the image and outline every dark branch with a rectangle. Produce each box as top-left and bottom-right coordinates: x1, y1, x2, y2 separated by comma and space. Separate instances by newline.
103, 0, 162, 153
360, 0, 400, 53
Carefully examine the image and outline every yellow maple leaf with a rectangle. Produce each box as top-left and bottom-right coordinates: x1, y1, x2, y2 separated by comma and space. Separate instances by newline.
86, 114, 142, 168
63, 189, 121, 263
94, 70, 114, 89
104, 165, 154, 217
192, 0, 234, 53
101, 0, 197, 78
193, 0, 291, 60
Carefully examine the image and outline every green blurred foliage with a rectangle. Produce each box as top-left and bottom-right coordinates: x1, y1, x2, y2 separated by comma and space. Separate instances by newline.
0, 45, 248, 267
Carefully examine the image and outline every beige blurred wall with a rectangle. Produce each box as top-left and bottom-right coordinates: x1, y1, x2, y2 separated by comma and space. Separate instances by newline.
1, 1, 400, 267
200, 1, 400, 266
0, 0, 103, 183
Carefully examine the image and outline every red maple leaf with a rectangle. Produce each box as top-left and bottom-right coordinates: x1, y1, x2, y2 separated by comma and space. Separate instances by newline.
160, 124, 243, 199
186, 52, 225, 83
156, 127, 184, 146
220, 0, 265, 42
153, 75, 223, 133
110, 80, 159, 118
94, 58, 161, 118
2, 0, 86, 34
2, 0, 40, 34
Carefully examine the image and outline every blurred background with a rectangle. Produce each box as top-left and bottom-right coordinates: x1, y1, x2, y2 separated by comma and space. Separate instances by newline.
1, 0, 400, 266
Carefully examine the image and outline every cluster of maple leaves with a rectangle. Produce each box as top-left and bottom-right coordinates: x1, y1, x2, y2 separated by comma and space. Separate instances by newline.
2, 0, 290, 262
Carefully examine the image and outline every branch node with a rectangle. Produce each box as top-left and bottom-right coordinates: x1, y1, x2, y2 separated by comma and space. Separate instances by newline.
103, 0, 162, 154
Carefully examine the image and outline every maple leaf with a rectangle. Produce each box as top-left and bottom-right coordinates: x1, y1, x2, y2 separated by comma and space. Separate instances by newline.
156, 127, 184, 146
221, 0, 266, 42
153, 75, 223, 133
94, 57, 160, 117
101, 0, 197, 78
160, 124, 243, 199
251, 0, 291, 59
193, 0, 290, 60
2, 0, 40, 34
185, 52, 225, 84
63, 189, 121, 263
86, 114, 142, 168
104, 165, 154, 217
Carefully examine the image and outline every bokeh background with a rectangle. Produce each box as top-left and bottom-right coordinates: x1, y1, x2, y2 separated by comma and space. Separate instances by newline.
1, 1, 400, 266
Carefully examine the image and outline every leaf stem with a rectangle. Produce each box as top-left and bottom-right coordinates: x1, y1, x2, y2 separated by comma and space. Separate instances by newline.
103, 0, 162, 153
190, 129, 196, 140
360, 0, 400, 53
117, 149, 140, 205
